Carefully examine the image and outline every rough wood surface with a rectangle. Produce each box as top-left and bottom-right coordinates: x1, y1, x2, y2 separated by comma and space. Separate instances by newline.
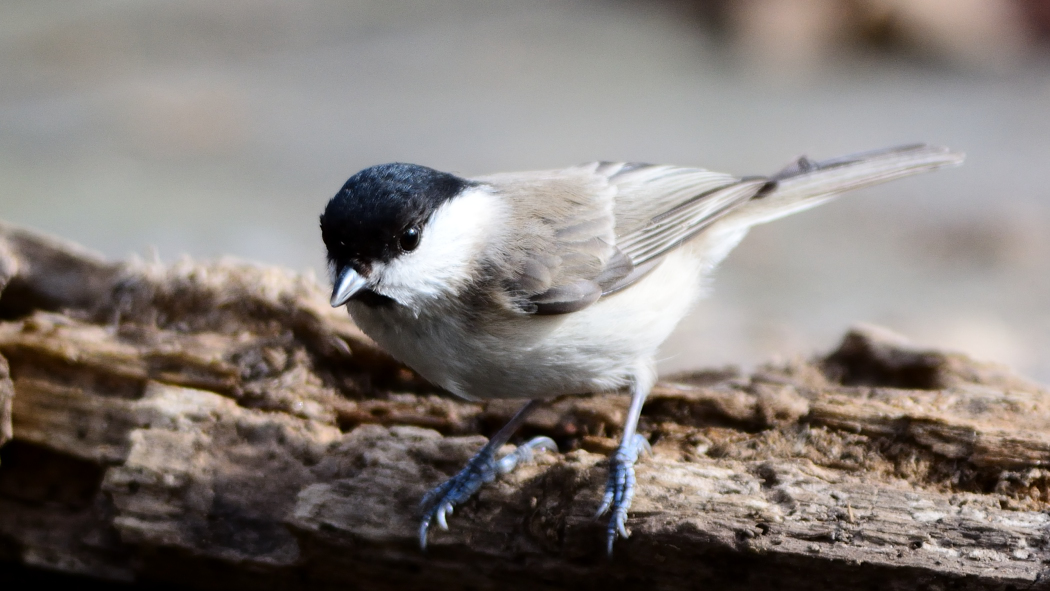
0, 221, 1048, 590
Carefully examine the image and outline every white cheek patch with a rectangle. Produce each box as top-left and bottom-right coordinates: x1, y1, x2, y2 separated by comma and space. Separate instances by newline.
375, 187, 502, 309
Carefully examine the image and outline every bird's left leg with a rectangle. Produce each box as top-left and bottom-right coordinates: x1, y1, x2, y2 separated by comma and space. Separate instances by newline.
418, 399, 556, 549
595, 362, 656, 555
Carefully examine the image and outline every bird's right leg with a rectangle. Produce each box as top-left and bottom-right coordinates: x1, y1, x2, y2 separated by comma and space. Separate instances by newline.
418, 399, 556, 549
595, 362, 656, 555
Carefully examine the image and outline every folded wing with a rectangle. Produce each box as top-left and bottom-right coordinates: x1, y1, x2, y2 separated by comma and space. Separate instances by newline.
481, 144, 962, 315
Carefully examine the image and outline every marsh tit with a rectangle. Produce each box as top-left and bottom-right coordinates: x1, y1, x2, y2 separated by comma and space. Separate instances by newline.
320, 144, 962, 554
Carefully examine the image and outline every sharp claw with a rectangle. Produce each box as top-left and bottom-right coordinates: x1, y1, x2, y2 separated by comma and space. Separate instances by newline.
636, 434, 652, 456
418, 436, 557, 548
525, 436, 558, 454
436, 502, 451, 530
595, 492, 613, 518
419, 517, 431, 550
497, 436, 559, 475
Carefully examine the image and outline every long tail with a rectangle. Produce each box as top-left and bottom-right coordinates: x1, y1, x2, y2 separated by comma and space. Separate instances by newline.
732, 143, 965, 227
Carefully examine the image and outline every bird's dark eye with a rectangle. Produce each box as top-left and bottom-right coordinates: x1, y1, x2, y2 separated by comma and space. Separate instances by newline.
399, 226, 421, 252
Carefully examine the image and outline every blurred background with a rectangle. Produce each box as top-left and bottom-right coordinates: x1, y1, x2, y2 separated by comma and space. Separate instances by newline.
1, 0, 1048, 382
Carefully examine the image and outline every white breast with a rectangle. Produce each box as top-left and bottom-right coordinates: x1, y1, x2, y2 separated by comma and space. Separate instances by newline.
348, 239, 728, 400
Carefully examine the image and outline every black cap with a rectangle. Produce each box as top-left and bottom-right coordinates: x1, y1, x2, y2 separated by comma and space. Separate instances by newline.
320, 163, 470, 274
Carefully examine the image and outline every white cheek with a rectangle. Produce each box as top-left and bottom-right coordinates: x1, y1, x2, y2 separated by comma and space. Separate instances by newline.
375, 187, 502, 308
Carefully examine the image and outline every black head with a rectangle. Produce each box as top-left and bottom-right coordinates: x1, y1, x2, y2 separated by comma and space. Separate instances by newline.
321, 162, 470, 287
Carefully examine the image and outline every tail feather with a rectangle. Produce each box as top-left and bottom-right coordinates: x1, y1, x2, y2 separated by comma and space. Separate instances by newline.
735, 144, 964, 227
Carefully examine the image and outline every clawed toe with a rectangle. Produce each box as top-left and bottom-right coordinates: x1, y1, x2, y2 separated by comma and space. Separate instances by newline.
596, 433, 650, 555
418, 436, 557, 549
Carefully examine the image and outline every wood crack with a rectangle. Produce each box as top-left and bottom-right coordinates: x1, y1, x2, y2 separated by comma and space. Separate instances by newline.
0, 221, 1048, 590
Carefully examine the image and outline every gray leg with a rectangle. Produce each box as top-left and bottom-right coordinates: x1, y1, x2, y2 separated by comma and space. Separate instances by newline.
595, 363, 655, 555
419, 399, 556, 549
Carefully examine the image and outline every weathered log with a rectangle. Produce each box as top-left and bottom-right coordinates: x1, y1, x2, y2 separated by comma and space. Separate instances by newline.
0, 221, 1047, 590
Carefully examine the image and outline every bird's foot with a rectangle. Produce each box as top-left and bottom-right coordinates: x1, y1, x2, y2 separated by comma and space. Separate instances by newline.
595, 433, 651, 555
419, 436, 557, 549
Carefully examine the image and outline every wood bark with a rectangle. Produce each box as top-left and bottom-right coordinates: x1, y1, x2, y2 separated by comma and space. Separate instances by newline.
0, 221, 1048, 590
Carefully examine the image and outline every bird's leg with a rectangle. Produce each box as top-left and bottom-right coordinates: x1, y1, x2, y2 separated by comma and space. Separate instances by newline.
419, 399, 555, 549
595, 363, 656, 555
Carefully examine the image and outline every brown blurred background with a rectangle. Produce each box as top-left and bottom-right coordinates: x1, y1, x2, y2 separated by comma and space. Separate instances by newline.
1, 0, 1048, 381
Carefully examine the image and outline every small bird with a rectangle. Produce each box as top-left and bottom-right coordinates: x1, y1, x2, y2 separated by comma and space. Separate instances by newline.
320, 144, 962, 554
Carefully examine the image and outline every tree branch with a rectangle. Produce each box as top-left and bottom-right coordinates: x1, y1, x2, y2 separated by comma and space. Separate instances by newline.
0, 221, 1047, 590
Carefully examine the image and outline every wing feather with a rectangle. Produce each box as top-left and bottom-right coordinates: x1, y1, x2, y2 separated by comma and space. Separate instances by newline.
474, 144, 962, 315
475, 168, 625, 314
615, 178, 766, 265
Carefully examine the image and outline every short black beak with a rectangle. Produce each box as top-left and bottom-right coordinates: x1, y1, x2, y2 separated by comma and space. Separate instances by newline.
331, 267, 368, 307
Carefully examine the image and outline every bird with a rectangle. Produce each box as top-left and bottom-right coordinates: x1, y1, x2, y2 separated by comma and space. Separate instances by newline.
319, 144, 962, 555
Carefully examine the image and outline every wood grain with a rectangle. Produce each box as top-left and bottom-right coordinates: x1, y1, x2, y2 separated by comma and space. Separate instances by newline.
0, 221, 1047, 590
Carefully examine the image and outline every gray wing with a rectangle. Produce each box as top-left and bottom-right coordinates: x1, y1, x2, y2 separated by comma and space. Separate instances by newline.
605, 164, 766, 266
476, 163, 752, 314
476, 167, 630, 314
480, 144, 962, 315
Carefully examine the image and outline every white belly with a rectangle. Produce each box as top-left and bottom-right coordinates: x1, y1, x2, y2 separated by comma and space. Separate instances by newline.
347, 247, 712, 401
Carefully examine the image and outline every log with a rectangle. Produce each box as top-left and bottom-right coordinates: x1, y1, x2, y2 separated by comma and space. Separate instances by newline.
0, 220, 1047, 590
